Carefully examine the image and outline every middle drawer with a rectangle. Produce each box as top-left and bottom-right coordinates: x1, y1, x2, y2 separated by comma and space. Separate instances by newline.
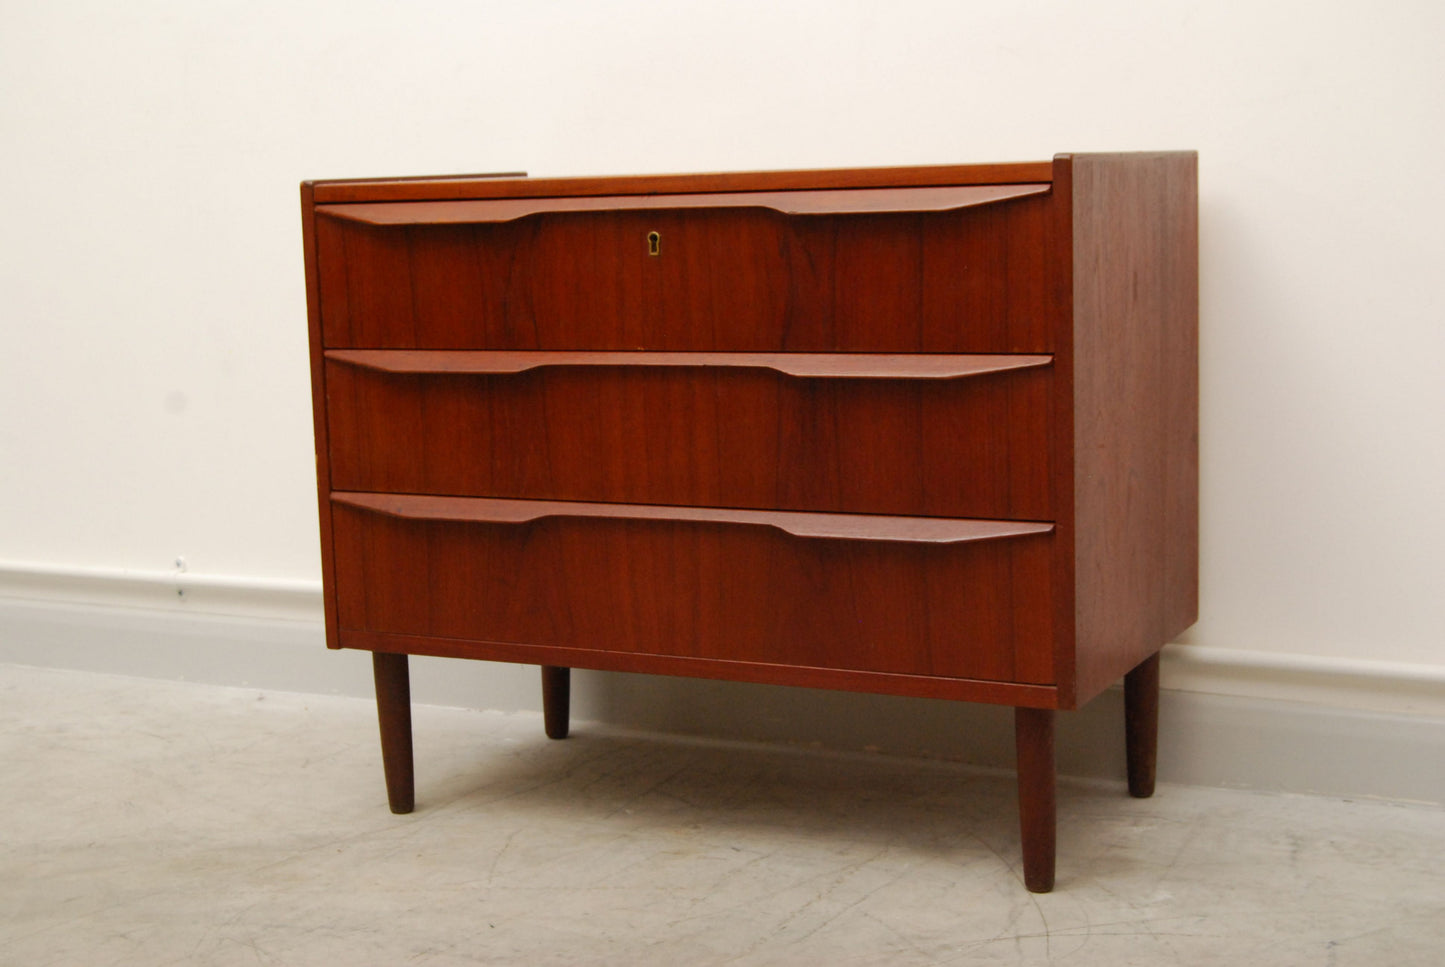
325, 351, 1052, 520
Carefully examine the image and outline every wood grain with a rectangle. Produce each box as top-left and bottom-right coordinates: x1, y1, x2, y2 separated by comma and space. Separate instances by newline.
329, 503, 1057, 685
315, 197, 1061, 353
324, 362, 1054, 520
302, 155, 1200, 890
1065, 152, 1199, 706
299, 182, 342, 650
1044, 155, 1079, 708
340, 629, 1061, 708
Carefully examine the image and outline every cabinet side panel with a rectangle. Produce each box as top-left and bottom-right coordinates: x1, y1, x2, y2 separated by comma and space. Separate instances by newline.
1047, 159, 1078, 707
1070, 153, 1199, 705
301, 183, 341, 648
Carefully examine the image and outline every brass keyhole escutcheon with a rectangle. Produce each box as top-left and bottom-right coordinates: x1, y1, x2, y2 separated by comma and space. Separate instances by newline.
647, 231, 661, 256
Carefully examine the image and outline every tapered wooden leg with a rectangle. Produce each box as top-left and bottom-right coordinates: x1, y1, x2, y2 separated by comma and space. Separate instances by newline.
1015, 707, 1056, 893
1124, 651, 1161, 799
542, 666, 571, 740
372, 651, 414, 814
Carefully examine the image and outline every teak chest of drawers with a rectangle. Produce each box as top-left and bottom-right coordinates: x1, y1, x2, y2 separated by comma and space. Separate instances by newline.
300, 153, 1198, 892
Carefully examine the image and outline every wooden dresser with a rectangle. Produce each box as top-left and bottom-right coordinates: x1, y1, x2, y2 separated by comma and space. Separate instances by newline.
300, 153, 1198, 892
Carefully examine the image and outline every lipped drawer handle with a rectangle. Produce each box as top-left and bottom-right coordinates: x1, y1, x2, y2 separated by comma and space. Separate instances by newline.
332, 492, 1053, 546
313, 183, 1052, 226
325, 350, 1052, 381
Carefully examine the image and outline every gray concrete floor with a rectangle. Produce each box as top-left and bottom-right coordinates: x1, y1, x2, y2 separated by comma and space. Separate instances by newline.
2, 663, 1442, 966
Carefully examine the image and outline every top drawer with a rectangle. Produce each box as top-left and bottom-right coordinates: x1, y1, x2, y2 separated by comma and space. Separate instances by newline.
314, 185, 1062, 353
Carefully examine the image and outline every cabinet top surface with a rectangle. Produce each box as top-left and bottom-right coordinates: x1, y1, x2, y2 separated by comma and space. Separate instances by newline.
306, 159, 1062, 204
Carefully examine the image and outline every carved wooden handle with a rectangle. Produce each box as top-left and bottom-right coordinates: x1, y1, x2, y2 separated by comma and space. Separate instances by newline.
331, 492, 1053, 546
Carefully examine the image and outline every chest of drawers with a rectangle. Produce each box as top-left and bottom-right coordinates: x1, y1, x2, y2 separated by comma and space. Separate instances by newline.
300, 153, 1197, 892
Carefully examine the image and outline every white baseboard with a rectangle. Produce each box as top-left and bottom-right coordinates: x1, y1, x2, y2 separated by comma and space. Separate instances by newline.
2, 565, 1442, 805
1161, 643, 1445, 717
0, 559, 322, 622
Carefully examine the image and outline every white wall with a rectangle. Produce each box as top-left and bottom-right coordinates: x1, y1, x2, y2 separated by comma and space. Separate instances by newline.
3, 1, 1443, 677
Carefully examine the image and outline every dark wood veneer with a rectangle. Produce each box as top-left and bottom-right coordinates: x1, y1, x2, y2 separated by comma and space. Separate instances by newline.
323, 358, 1053, 519
301, 153, 1198, 893
331, 501, 1054, 684
343, 630, 1061, 708
314, 197, 1061, 353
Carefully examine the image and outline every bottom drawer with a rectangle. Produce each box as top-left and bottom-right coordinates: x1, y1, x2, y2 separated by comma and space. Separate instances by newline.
330, 495, 1056, 685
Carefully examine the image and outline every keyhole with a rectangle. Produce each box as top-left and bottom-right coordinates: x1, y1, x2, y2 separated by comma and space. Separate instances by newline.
647, 231, 661, 256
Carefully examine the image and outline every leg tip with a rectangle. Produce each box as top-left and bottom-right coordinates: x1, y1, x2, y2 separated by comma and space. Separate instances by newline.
1024, 872, 1055, 893
1128, 778, 1156, 799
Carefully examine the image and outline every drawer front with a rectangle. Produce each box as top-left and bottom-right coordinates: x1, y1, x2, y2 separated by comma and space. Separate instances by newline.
325, 355, 1053, 521
315, 197, 1061, 353
330, 499, 1056, 685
